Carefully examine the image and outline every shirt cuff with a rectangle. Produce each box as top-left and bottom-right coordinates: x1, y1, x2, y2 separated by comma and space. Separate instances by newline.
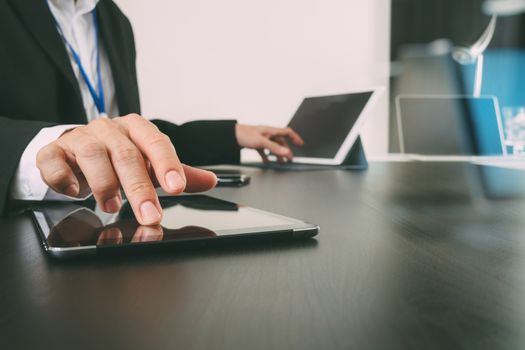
10, 124, 82, 200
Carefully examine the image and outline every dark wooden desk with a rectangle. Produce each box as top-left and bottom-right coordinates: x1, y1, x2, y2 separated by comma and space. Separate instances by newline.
1, 162, 525, 350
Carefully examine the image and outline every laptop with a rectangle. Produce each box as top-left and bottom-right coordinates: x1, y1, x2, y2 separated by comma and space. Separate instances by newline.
245, 87, 384, 169
396, 94, 507, 161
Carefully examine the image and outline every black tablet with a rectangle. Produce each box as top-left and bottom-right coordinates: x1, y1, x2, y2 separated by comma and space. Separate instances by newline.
286, 88, 383, 165
31, 195, 319, 258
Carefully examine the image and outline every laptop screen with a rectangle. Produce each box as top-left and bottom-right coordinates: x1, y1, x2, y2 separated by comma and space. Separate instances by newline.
288, 92, 373, 158
397, 96, 505, 156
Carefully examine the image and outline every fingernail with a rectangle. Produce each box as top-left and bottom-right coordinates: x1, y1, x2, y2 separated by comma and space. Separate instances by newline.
65, 184, 79, 197
104, 196, 121, 213
165, 170, 184, 192
210, 172, 218, 186
140, 201, 161, 225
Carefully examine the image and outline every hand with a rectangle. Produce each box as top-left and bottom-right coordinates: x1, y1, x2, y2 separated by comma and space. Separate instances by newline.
36, 114, 217, 225
235, 124, 304, 162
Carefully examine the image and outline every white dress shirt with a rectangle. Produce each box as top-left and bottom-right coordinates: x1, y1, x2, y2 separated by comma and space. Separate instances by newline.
10, 0, 119, 200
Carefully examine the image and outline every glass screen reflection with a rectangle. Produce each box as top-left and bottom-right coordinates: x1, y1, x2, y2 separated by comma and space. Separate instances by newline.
36, 195, 304, 248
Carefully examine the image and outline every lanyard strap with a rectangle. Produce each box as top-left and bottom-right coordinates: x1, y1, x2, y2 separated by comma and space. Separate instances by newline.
49, 4, 106, 115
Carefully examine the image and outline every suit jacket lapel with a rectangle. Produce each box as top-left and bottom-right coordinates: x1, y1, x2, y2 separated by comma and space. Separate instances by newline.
8, 0, 84, 115
9, 0, 139, 120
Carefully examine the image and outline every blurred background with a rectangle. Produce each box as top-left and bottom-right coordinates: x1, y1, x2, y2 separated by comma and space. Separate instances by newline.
390, 0, 525, 156
113, 0, 391, 158
114, 0, 525, 159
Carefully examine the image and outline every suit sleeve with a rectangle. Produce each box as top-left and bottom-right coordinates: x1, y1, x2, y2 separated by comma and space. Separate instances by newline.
151, 119, 241, 166
0, 117, 53, 214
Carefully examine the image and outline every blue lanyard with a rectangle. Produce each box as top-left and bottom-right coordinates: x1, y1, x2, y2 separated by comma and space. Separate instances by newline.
49, 5, 106, 115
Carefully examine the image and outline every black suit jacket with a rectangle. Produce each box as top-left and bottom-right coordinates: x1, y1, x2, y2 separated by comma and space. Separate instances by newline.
0, 0, 240, 213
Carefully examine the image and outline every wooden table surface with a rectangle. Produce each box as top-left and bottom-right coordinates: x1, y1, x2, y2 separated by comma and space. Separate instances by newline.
1, 162, 525, 350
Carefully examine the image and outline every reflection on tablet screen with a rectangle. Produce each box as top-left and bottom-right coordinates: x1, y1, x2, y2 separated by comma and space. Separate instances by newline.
35, 196, 308, 248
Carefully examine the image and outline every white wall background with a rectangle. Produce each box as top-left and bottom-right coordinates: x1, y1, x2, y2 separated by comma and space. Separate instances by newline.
113, 0, 391, 158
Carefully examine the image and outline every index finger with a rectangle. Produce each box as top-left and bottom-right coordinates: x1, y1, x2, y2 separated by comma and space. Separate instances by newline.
102, 133, 162, 226
116, 115, 186, 195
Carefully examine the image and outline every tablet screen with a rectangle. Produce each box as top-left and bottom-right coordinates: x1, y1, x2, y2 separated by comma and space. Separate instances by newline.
33, 195, 313, 248
288, 92, 373, 158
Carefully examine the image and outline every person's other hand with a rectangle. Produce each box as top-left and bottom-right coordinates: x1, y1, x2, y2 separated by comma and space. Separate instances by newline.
235, 124, 304, 162
36, 114, 217, 225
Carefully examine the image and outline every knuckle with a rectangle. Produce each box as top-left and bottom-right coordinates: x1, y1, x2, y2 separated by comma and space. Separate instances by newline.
112, 121, 128, 135
125, 113, 142, 122
127, 180, 153, 197
149, 122, 160, 131
89, 179, 119, 195
77, 141, 106, 159
36, 145, 57, 164
72, 125, 90, 137
89, 118, 112, 128
146, 133, 171, 149
89, 119, 123, 136
113, 146, 142, 164
45, 168, 72, 187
